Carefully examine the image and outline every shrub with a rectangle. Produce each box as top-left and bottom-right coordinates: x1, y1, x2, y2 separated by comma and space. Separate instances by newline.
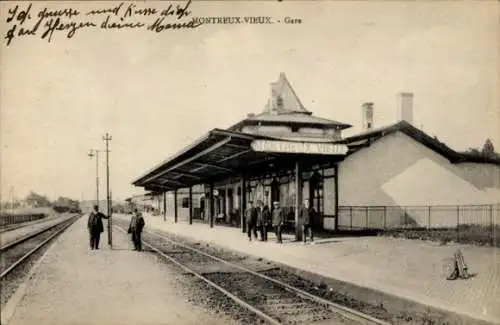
382, 224, 500, 247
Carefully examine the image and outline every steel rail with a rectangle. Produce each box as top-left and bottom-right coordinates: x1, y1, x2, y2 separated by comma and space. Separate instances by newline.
0, 216, 79, 280
0, 215, 62, 234
0, 220, 45, 234
0, 216, 75, 251
115, 222, 390, 325
2, 223, 33, 234
145, 228, 391, 325
115, 226, 283, 325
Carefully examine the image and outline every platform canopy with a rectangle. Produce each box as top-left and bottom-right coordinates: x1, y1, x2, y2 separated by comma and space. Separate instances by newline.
132, 129, 348, 192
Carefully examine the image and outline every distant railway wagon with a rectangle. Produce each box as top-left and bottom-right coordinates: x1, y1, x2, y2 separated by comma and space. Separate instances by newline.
53, 205, 81, 214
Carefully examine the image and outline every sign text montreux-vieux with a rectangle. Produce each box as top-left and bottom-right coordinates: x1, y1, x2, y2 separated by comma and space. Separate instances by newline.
251, 140, 348, 155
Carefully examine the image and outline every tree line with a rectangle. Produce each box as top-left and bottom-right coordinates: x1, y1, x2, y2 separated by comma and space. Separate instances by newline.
1, 191, 81, 213
432, 137, 499, 159
464, 138, 498, 159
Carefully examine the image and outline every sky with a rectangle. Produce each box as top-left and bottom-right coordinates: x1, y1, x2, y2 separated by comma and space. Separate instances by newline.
1, 0, 499, 202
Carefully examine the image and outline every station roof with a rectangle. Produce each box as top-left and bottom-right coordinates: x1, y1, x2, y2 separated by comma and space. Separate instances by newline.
264, 72, 309, 114
339, 120, 500, 165
132, 121, 499, 193
229, 73, 352, 131
229, 112, 352, 131
132, 129, 345, 192
133, 72, 498, 193
133, 72, 354, 193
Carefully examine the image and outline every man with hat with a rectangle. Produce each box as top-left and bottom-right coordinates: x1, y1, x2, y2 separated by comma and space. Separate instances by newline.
245, 200, 258, 241
300, 199, 316, 244
256, 200, 270, 241
128, 208, 145, 251
272, 201, 285, 244
87, 205, 108, 250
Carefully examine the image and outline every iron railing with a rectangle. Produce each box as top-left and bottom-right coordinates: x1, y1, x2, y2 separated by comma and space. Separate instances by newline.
337, 204, 500, 230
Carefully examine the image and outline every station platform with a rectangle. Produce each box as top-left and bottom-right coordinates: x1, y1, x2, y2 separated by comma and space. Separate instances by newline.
117, 213, 500, 325
2, 216, 236, 325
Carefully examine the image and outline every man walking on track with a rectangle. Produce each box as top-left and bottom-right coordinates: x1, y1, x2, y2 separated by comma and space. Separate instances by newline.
128, 208, 145, 251
87, 205, 108, 250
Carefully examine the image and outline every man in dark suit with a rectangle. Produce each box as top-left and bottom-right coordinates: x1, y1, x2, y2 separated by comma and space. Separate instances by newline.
272, 201, 284, 244
245, 200, 258, 241
257, 201, 270, 241
87, 205, 108, 250
300, 199, 316, 244
128, 208, 145, 251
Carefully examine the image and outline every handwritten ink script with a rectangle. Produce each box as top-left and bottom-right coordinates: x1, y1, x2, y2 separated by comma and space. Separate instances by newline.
4, 1, 202, 46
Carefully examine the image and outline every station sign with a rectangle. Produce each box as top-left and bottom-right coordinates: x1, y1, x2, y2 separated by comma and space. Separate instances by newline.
251, 140, 348, 155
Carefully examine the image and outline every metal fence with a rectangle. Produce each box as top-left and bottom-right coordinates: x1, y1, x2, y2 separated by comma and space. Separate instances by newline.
0, 213, 46, 226
337, 204, 500, 230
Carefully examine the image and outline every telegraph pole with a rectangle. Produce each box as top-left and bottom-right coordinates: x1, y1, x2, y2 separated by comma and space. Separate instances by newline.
103, 133, 113, 247
88, 149, 100, 208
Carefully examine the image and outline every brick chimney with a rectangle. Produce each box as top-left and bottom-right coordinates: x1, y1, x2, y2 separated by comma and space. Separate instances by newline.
398, 92, 414, 124
362, 102, 374, 131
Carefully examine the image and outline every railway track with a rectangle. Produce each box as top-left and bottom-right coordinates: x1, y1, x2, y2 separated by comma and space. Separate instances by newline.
0, 217, 56, 234
115, 221, 391, 325
0, 215, 80, 280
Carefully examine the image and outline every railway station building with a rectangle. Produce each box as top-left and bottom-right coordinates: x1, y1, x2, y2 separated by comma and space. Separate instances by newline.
132, 73, 500, 240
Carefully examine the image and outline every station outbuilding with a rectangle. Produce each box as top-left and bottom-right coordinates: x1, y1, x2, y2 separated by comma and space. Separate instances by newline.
132, 73, 500, 240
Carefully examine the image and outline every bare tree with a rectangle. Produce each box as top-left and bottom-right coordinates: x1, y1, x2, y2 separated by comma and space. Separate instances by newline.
25, 191, 52, 207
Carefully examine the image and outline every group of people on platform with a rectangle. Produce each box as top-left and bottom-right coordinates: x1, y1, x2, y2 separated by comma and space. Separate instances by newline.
87, 204, 145, 251
87, 197, 316, 251
245, 199, 316, 244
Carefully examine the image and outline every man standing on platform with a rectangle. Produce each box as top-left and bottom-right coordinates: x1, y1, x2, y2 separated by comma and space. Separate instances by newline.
300, 199, 316, 244
128, 208, 145, 251
257, 201, 270, 241
272, 201, 284, 244
87, 205, 108, 250
245, 200, 258, 241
